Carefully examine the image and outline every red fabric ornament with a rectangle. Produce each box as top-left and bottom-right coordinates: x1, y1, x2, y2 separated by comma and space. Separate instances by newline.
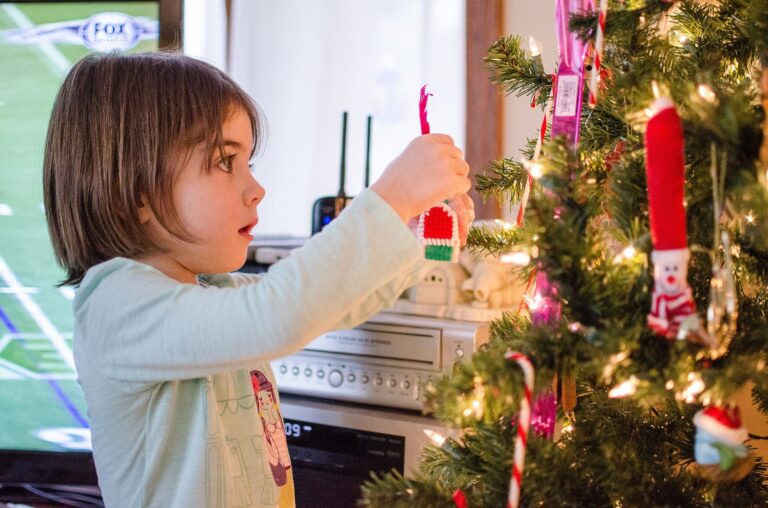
423, 206, 455, 239
646, 102, 687, 251
452, 489, 468, 508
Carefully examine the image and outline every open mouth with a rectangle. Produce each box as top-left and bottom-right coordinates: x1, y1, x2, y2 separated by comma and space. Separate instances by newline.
239, 221, 257, 236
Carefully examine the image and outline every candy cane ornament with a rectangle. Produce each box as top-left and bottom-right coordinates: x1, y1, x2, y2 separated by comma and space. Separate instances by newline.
588, 0, 608, 108
417, 85, 461, 262
504, 351, 535, 508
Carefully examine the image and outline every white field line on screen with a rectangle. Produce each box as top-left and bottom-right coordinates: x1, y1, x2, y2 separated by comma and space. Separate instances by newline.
0, 255, 75, 370
0, 357, 37, 379
59, 286, 75, 300
1, 3, 70, 75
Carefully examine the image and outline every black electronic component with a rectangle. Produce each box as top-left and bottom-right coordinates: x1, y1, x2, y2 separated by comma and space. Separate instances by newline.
311, 112, 373, 234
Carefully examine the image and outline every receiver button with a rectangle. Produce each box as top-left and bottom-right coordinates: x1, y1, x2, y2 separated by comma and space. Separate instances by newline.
361, 375, 370, 384
316, 370, 325, 379
374, 376, 383, 386
387, 378, 397, 388
304, 368, 312, 377
328, 370, 344, 387
401, 379, 411, 390
291, 366, 300, 376
347, 373, 356, 383
279, 365, 288, 374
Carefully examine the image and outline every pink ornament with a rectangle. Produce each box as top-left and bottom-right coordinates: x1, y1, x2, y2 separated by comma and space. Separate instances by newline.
531, 271, 562, 326
552, 0, 594, 146
531, 392, 557, 439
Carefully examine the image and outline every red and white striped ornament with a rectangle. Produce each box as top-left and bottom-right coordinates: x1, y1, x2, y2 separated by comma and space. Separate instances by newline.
588, 0, 608, 109
504, 351, 534, 508
516, 97, 553, 226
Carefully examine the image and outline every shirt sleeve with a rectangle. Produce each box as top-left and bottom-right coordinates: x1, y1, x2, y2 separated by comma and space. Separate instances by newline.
74, 189, 426, 383
229, 256, 434, 330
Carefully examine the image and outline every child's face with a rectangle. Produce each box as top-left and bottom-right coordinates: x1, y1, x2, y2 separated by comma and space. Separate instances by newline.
140, 106, 265, 281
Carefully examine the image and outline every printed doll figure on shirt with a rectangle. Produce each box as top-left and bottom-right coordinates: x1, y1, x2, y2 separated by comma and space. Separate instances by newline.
250, 370, 291, 486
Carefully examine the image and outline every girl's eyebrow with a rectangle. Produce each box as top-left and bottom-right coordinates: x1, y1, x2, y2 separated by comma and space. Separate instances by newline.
222, 140, 244, 149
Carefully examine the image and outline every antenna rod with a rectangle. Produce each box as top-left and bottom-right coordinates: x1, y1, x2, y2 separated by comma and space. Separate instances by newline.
364, 115, 372, 188
338, 111, 348, 198
334, 111, 348, 216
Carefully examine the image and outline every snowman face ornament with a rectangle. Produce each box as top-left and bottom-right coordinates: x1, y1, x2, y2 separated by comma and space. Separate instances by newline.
652, 248, 690, 295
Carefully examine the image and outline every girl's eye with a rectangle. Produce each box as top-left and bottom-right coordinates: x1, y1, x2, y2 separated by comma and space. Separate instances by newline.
218, 155, 236, 173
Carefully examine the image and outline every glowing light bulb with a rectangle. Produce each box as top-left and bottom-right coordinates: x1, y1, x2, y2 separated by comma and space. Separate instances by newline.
608, 376, 638, 398
697, 84, 717, 103
745, 212, 756, 224
529, 35, 541, 57
651, 80, 660, 99
613, 245, 638, 264
423, 429, 446, 446
522, 159, 544, 179
500, 251, 531, 265
525, 294, 543, 311
682, 378, 705, 403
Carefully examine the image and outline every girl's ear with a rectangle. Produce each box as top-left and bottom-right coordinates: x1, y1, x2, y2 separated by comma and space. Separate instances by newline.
137, 194, 154, 225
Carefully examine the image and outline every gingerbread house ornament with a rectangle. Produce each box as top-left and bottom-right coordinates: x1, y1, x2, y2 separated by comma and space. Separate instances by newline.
417, 203, 460, 263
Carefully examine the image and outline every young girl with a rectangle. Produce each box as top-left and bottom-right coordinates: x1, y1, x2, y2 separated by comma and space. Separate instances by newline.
43, 52, 472, 507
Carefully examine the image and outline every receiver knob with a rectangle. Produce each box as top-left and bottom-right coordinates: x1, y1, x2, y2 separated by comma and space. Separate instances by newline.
328, 370, 344, 387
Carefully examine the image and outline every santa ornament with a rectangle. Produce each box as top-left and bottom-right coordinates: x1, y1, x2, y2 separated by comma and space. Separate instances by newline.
693, 404, 754, 482
644, 97, 712, 346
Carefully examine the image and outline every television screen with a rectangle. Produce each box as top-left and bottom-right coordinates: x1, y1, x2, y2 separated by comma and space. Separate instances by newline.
0, 0, 176, 489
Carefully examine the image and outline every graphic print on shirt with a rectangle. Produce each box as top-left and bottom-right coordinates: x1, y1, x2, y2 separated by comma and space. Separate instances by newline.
226, 437, 254, 507
203, 378, 224, 508
250, 370, 291, 487
216, 370, 256, 415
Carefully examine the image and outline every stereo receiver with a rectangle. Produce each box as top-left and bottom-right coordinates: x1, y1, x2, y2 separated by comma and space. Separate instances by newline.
272, 312, 490, 410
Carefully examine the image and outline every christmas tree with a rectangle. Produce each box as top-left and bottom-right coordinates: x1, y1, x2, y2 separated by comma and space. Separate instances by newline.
362, 1, 768, 506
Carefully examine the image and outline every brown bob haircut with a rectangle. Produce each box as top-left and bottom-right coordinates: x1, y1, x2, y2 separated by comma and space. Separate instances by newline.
43, 52, 263, 286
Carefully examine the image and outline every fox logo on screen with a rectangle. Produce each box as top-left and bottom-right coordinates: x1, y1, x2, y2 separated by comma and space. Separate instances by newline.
80, 12, 143, 52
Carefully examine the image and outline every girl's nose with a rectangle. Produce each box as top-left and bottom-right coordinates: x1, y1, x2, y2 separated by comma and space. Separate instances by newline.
246, 174, 266, 205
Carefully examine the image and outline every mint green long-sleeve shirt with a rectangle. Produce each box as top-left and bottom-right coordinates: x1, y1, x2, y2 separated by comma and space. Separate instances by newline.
73, 189, 427, 507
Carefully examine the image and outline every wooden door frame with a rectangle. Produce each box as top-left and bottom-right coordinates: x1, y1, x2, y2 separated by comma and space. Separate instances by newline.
466, 0, 504, 219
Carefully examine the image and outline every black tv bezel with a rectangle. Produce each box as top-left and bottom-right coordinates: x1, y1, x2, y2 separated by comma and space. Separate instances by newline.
0, 0, 183, 490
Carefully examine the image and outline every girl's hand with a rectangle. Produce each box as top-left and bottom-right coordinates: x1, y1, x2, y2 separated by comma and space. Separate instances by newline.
449, 193, 475, 246
372, 134, 471, 222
